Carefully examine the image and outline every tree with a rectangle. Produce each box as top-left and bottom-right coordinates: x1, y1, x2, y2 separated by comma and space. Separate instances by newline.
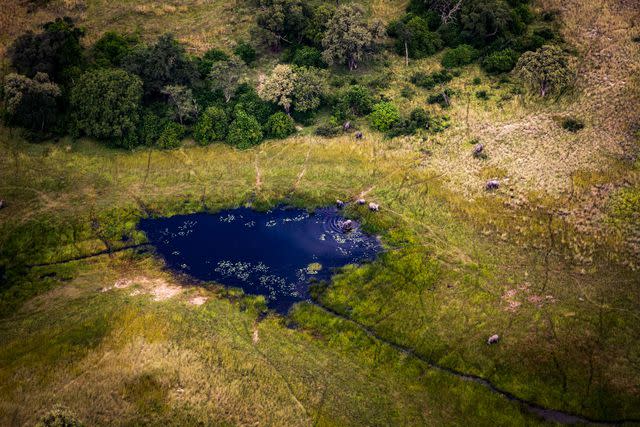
92, 31, 138, 67
322, 4, 385, 71
157, 122, 184, 149
389, 14, 442, 65
227, 110, 263, 149
257, 64, 297, 115
3, 73, 61, 133
161, 85, 199, 125
194, 106, 228, 145
425, 0, 465, 25
70, 69, 143, 146
292, 66, 327, 113
515, 44, 572, 97
197, 48, 230, 78
333, 85, 375, 120
123, 33, 197, 98
459, 0, 514, 47
8, 17, 84, 83
209, 56, 247, 103
254, 0, 311, 51
265, 112, 296, 138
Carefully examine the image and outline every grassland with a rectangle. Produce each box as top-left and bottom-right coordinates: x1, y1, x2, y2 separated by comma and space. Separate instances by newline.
1, 0, 639, 425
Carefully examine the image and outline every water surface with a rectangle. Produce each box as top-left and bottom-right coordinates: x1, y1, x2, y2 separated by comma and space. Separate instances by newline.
139, 206, 381, 313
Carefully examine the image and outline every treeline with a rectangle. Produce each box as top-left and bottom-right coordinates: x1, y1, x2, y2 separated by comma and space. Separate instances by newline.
1, 0, 573, 148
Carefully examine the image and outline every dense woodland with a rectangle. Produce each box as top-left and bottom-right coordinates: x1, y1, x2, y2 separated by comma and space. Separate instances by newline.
2, 0, 571, 148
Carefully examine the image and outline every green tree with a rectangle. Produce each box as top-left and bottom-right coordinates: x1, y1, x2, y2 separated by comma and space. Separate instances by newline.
3, 73, 61, 133
197, 48, 230, 78
515, 44, 572, 97
257, 64, 297, 114
92, 31, 138, 67
389, 14, 442, 65
265, 111, 296, 138
322, 4, 385, 71
209, 56, 247, 102
293, 66, 327, 113
460, 0, 515, 47
291, 46, 326, 68
254, 0, 311, 51
227, 110, 263, 149
8, 17, 84, 83
123, 33, 197, 97
157, 122, 184, 149
234, 41, 257, 65
194, 106, 228, 145
70, 69, 143, 146
369, 102, 401, 132
161, 85, 199, 124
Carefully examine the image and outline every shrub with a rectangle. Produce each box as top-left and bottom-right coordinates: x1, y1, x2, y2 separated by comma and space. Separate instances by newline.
139, 110, 166, 146
428, 88, 454, 108
369, 102, 401, 132
291, 46, 326, 68
315, 120, 342, 137
36, 405, 83, 427
70, 68, 143, 147
265, 112, 296, 139
409, 108, 430, 129
441, 44, 478, 68
475, 90, 490, 100
156, 122, 184, 149
335, 85, 375, 119
194, 106, 228, 145
482, 49, 520, 74
472, 77, 482, 85
234, 41, 257, 65
410, 70, 452, 89
401, 86, 415, 98
227, 110, 263, 149
561, 117, 584, 132
389, 14, 443, 60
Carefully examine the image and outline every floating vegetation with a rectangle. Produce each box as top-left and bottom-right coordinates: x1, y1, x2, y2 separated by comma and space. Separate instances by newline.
139, 207, 381, 313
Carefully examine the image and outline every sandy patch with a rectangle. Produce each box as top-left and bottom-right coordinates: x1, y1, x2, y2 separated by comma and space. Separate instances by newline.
102, 276, 183, 301
189, 296, 208, 306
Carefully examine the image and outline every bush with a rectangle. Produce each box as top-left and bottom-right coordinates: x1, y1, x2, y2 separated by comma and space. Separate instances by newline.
427, 88, 454, 108
291, 46, 326, 68
315, 120, 342, 137
234, 41, 257, 65
139, 110, 166, 146
441, 44, 478, 68
387, 107, 431, 137
227, 110, 263, 149
475, 90, 490, 100
3, 72, 61, 134
234, 85, 275, 125
36, 405, 83, 427
561, 117, 584, 132
369, 102, 401, 132
482, 49, 520, 74
156, 122, 184, 149
334, 85, 375, 120
410, 70, 452, 89
194, 106, 228, 145
265, 112, 296, 139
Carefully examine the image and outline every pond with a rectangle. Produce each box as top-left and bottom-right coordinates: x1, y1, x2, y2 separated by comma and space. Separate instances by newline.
139, 206, 381, 313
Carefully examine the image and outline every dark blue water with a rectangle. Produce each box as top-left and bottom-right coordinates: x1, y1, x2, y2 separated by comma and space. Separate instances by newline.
139, 207, 381, 313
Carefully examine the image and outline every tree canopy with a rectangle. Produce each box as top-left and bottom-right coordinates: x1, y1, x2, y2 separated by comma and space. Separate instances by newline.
321, 4, 385, 71
70, 69, 143, 146
515, 44, 572, 97
3, 73, 61, 133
